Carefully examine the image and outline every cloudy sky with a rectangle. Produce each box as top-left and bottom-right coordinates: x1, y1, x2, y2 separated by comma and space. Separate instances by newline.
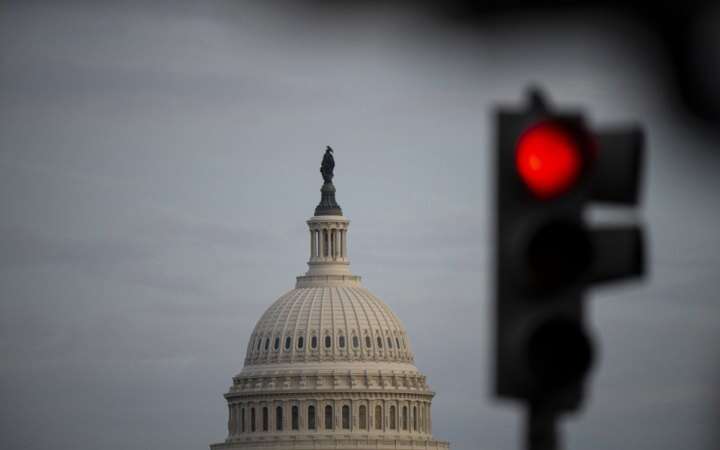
1, 1, 719, 450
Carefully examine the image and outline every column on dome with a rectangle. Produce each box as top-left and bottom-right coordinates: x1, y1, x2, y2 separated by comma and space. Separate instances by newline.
310, 229, 317, 259
413, 403, 418, 432
428, 402, 432, 434
241, 404, 246, 433
341, 229, 347, 259
323, 228, 329, 258
327, 228, 332, 259
319, 228, 325, 259
334, 227, 340, 259
300, 399, 306, 431
235, 403, 245, 434
338, 229, 343, 258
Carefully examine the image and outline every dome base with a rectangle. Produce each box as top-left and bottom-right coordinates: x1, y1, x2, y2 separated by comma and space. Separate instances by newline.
211, 436, 449, 450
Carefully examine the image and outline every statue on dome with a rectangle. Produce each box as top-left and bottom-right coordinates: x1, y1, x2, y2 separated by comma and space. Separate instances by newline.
320, 146, 335, 183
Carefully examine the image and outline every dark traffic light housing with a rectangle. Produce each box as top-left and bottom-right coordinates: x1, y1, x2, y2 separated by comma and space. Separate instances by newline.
494, 89, 645, 420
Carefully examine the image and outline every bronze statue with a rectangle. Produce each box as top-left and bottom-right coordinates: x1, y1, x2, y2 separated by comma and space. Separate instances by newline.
314, 146, 342, 216
320, 146, 335, 183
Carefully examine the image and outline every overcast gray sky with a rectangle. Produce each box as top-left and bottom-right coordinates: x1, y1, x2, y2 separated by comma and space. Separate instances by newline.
1, 2, 719, 450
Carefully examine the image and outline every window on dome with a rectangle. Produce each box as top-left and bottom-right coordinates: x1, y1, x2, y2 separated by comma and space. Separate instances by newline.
352, 336, 359, 348
298, 336, 304, 349
339, 336, 345, 348
276, 406, 283, 431
292, 406, 299, 430
308, 406, 316, 430
274, 337, 280, 351
262, 407, 268, 431
377, 336, 383, 348
264, 338, 270, 351
396, 337, 400, 349
402, 406, 408, 430
390, 405, 396, 429
325, 336, 332, 349
324, 405, 333, 430
285, 336, 292, 350
374, 405, 382, 430
256, 337, 261, 351
311, 336, 318, 349
342, 405, 350, 429
365, 336, 371, 348
251, 408, 256, 432
359, 405, 367, 429
387, 337, 393, 348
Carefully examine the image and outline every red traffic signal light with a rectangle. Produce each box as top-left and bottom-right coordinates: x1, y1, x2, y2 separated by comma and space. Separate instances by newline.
515, 121, 589, 200
494, 88, 646, 415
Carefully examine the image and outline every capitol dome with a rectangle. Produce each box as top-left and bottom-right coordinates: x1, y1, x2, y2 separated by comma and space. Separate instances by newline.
210, 149, 449, 450
244, 285, 415, 370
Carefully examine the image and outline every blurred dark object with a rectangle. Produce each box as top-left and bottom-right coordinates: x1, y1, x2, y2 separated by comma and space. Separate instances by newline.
493, 87, 646, 449
433, 0, 720, 124
307, 0, 720, 124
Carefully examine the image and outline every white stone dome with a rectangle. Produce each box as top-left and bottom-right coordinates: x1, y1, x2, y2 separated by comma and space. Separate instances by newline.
211, 161, 449, 450
244, 285, 415, 369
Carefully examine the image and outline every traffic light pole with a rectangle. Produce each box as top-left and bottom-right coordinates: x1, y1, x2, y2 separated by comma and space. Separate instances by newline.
526, 402, 560, 450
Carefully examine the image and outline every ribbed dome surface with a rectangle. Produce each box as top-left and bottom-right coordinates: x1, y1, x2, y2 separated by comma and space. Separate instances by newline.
244, 286, 414, 367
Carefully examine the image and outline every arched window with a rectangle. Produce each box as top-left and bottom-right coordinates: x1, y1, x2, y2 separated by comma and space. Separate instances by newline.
308, 406, 316, 430
274, 337, 280, 351
251, 408, 256, 432
325, 335, 332, 349
298, 336, 304, 349
387, 337, 393, 348
352, 336, 359, 348
402, 406, 408, 430
241, 407, 246, 433
339, 336, 345, 348
325, 405, 333, 430
284, 336, 292, 350
292, 406, 299, 430
374, 405, 382, 430
359, 405, 367, 430
389, 405, 396, 429
342, 405, 350, 429
311, 336, 318, 349
256, 337, 261, 351
264, 338, 269, 351
377, 336, 383, 348
262, 407, 268, 431
396, 337, 400, 349
365, 336, 372, 348
413, 406, 417, 431
276, 406, 283, 431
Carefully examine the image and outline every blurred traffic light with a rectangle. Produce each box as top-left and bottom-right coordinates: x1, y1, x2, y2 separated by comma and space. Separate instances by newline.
494, 88, 646, 447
